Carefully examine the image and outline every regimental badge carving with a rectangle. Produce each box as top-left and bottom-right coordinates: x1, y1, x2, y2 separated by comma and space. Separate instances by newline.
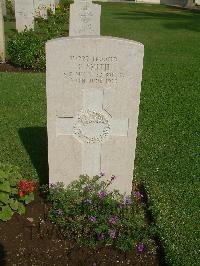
73, 109, 111, 143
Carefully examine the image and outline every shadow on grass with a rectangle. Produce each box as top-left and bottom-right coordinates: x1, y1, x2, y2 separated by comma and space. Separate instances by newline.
18, 127, 48, 185
113, 7, 200, 32
136, 183, 167, 266
0, 243, 6, 266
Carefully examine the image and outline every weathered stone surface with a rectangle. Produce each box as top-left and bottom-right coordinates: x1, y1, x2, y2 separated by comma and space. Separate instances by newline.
46, 36, 144, 194
69, 0, 101, 36
0, 2, 5, 63
15, 0, 34, 32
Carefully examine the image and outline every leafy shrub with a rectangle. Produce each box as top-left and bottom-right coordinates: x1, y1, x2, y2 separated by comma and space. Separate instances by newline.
0, 164, 36, 221
7, 3, 69, 70
44, 174, 156, 254
7, 29, 46, 70
35, 3, 69, 39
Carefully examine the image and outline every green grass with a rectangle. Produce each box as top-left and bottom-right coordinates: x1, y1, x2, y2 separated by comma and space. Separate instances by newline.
101, 3, 200, 265
1, 3, 200, 265
0, 73, 47, 182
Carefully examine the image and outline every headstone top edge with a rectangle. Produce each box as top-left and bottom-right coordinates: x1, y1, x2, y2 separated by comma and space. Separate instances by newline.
46, 36, 144, 48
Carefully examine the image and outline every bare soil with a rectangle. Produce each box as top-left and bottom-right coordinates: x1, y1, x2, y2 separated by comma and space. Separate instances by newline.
0, 63, 44, 73
0, 190, 160, 266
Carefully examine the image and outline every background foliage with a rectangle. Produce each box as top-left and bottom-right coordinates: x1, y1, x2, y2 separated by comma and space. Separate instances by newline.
7, 1, 70, 70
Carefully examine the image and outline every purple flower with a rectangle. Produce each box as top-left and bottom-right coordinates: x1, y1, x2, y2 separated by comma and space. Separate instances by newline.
55, 208, 62, 215
88, 216, 96, 222
137, 243, 144, 253
110, 175, 116, 181
135, 191, 143, 201
92, 263, 97, 266
109, 216, 118, 225
125, 195, 132, 205
98, 232, 104, 241
109, 229, 116, 239
98, 191, 106, 199
99, 172, 105, 177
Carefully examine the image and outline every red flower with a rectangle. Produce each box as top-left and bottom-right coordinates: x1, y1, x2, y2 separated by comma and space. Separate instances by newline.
19, 190, 24, 197
18, 180, 36, 195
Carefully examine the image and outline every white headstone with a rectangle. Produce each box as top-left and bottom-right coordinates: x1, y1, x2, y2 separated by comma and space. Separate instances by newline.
0, 2, 5, 63
0, 0, 6, 16
69, 0, 101, 36
46, 1, 144, 195
34, 0, 55, 19
15, 0, 34, 32
46, 37, 144, 194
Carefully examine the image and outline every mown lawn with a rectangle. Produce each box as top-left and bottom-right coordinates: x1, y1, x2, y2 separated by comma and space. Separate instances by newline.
0, 3, 200, 266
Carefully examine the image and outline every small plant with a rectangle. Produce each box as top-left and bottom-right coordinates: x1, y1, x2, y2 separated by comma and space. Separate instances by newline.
0, 164, 36, 221
44, 174, 157, 254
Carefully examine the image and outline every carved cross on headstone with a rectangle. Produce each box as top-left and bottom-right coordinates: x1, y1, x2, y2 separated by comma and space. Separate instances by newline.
69, 0, 101, 36
56, 89, 129, 177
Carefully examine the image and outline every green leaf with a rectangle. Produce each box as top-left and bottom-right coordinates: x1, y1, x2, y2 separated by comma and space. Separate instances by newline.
9, 198, 19, 211
0, 192, 9, 204
25, 192, 34, 204
17, 203, 25, 215
11, 187, 18, 195
0, 181, 11, 193
0, 205, 13, 221
9, 177, 17, 187
0, 170, 7, 181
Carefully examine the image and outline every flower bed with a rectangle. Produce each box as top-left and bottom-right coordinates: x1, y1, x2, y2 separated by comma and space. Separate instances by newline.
0, 165, 159, 265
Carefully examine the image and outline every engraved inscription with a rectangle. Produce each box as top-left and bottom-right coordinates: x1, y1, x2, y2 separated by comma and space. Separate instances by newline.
64, 55, 125, 85
78, 3, 94, 34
